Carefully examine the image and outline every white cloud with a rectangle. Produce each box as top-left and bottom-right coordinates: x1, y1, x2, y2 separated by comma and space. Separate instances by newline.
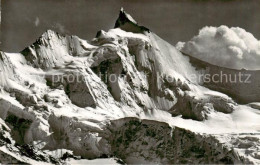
175, 41, 185, 51
178, 25, 260, 70
52, 23, 69, 34
34, 17, 40, 27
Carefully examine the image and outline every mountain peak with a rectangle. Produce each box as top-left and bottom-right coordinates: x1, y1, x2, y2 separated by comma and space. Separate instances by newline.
26, 29, 64, 49
20, 29, 64, 57
114, 8, 150, 33
40, 29, 60, 39
115, 8, 138, 27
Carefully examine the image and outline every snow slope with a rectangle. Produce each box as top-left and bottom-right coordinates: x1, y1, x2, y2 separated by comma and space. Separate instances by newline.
181, 51, 260, 103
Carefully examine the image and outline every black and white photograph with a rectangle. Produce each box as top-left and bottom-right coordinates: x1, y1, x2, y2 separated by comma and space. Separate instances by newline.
0, 0, 260, 164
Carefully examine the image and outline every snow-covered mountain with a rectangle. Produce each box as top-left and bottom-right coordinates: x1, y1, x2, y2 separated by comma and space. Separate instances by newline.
181, 52, 260, 104
0, 9, 260, 164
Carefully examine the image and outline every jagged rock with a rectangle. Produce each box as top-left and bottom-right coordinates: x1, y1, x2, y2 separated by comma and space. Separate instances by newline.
109, 118, 251, 164
115, 8, 150, 33
43, 94, 52, 102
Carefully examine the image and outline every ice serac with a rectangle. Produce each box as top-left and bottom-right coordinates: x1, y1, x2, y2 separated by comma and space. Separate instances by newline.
0, 9, 260, 164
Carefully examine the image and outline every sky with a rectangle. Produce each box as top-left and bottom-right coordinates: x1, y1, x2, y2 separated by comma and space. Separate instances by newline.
1, 0, 260, 52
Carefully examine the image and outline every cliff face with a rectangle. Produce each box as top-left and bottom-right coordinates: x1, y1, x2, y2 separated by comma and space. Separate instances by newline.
0, 9, 259, 164
110, 118, 260, 164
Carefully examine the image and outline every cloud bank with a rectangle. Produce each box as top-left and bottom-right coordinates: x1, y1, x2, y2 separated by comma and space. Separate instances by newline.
178, 26, 260, 70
